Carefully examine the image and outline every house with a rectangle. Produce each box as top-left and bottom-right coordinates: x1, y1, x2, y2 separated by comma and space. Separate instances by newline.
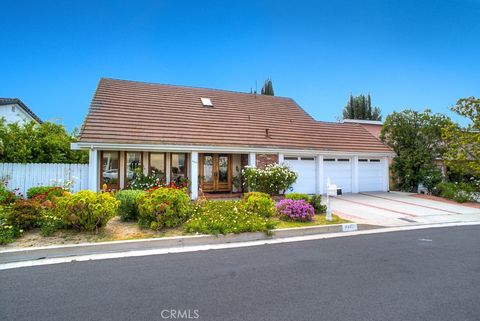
72, 78, 395, 199
0, 98, 42, 125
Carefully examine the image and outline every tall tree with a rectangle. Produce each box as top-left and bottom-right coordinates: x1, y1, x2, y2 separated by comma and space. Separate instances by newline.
442, 97, 480, 178
380, 109, 453, 192
261, 78, 274, 96
0, 119, 88, 164
342, 94, 382, 121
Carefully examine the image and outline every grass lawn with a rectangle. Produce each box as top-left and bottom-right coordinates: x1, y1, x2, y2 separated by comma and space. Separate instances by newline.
272, 213, 350, 229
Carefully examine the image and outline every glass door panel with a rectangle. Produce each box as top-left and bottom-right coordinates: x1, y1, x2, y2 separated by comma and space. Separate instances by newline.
216, 154, 230, 191
201, 154, 215, 192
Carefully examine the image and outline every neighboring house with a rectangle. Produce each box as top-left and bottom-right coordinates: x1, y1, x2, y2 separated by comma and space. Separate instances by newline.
73, 78, 395, 199
0, 98, 42, 125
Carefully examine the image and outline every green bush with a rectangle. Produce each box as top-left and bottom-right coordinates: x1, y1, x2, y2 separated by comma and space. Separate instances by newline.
4, 199, 44, 230
284, 193, 310, 202
54, 191, 119, 232
185, 200, 275, 235
27, 186, 65, 200
115, 190, 146, 221
437, 181, 478, 203
40, 209, 66, 236
0, 181, 18, 205
243, 192, 275, 218
242, 164, 298, 195
284, 193, 327, 213
0, 206, 22, 244
138, 187, 191, 230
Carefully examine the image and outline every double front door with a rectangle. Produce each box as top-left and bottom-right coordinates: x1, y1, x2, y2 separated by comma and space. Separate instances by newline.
200, 154, 231, 192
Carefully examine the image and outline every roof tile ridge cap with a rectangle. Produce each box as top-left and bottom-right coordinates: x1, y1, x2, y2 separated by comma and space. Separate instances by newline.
100, 77, 294, 101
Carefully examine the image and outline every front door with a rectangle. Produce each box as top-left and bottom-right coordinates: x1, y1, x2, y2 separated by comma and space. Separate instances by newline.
200, 154, 231, 192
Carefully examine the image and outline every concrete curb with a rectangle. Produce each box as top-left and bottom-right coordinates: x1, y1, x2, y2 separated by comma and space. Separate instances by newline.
0, 224, 381, 264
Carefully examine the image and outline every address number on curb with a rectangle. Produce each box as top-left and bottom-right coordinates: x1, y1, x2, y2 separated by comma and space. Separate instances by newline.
342, 223, 358, 232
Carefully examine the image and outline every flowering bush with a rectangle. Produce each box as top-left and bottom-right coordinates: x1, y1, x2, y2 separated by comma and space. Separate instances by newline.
128, 168, 190, 190
276, 199, 315, 222
243, 192, 275, 218
185, 200, 275, 235
437, 180, 479, 203
27, 186, 66, 200
284, 193, 327, 213
0, 180, 20, 205
138, 187, 191, 230
242, 164, 298, 195
54, 191, 119, 232
115, 190, 146, 221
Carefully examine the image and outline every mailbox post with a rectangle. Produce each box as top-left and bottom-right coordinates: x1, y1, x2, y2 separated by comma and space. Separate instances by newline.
326, 178, 342, 222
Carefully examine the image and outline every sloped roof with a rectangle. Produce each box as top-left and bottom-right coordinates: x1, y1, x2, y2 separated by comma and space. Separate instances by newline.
0, 98, 43, 124
79, 78, 392, 153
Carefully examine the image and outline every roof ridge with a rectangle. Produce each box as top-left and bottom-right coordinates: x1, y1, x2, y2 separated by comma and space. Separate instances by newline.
100, 77, 294, 101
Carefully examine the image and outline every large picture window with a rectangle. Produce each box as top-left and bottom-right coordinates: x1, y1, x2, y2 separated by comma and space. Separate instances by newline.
125, 152, 142, 187
149, 152, 166, 182
101, 151, 120, 190
171, 153, 187, 184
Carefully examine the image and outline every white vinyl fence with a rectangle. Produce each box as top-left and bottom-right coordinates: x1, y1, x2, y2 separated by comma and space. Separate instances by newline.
0, 163, 89, 196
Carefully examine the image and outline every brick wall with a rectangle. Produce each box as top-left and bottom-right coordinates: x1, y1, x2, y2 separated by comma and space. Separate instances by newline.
256, 153, 278, 169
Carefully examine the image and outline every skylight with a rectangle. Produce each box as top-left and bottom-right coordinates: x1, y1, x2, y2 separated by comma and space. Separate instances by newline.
200, 97, 213, 107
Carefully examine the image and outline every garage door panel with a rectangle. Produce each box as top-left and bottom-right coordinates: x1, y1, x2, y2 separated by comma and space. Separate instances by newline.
359, 160, 383, 192
323, 160, 352, 193
284, 158, 316, 194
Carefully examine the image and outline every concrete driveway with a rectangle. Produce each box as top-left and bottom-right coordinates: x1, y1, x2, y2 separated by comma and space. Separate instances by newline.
331, 191, 480, 227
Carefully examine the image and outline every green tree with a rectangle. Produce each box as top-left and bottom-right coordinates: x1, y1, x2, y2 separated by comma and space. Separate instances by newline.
380, 109, 452, 192
442, 97, 480, 178
342, 94, 382, 121
0, 119, 88, 164
261, 78, 274, 96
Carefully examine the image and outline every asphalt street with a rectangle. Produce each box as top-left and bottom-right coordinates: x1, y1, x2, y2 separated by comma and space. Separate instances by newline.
1, 226, 480, 321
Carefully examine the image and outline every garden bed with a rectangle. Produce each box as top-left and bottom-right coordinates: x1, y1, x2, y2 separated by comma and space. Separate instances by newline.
411, 194, 480, 209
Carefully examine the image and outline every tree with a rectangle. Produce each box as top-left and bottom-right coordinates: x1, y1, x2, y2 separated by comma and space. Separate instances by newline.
442, 97, 480, 178
342, 94, 382, 121
261, 78, 274, 96
380, 109, 452, 192
0, 119, 88, 164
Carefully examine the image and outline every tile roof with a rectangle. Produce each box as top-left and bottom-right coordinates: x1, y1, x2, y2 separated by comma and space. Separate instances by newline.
0, 98, 43, 124
79, 78, 392, 153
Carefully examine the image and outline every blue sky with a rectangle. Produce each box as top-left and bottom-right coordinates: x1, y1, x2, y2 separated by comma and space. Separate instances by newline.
1, 0, 479, 130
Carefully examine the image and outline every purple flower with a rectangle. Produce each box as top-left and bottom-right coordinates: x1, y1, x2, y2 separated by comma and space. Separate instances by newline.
276, 199, 315, 222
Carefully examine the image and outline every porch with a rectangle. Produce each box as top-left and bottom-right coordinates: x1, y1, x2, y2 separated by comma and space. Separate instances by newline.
88, 150, 260, 198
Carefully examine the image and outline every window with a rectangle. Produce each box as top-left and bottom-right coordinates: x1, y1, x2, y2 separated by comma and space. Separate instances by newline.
125, 152, 142, 187
201, 97, 213, 107
284, 156, 299, 160
11, 106, 16, 112
171, 153, 188, 184
301, 157, 315, 161
324, 158, 335, 162
359, 159, 368, 162
337, 159, 350, 162
370, 159, 381, 162
149, 152, 165, 182
101, 151, 120, 190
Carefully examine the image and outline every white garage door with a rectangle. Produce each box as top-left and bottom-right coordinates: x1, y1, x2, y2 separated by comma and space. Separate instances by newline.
358, 158, 384, 192
323, 158, 352, 193
284, 156, 316, 194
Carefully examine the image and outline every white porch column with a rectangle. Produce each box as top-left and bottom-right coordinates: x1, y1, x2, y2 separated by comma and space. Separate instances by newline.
142, 152, 149, 175
315, 155, 324, 195
352, 156, 359, 193
248, 152, 256, 167
278, 153, 284, 164
88, 149, 99, 191
382, 157, 390, 191
190, 152, 199, 200
165, 152, 171, 183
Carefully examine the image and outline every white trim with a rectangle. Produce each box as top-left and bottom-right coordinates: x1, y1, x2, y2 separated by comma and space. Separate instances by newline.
352, 156, 359, 193
248, 153, 256, 167
88, 149, 99, 191
342, 119, 383, 125
315, 155, 323, 194
165, 152, 171, 183
72, 142, 394, 158
278, 153, 284, 164
190, 152, 199, 200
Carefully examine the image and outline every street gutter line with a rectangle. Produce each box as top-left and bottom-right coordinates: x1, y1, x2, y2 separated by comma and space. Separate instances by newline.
1, 221, 479, 271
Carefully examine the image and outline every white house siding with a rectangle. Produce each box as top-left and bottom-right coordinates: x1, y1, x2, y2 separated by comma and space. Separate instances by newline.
0, 163, 89, 196
0, 104, 36, 124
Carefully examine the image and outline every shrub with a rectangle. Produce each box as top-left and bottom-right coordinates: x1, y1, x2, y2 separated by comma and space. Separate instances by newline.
185, 200, 275, 235
284, 193, 309, 202
276, 199, 315, 222
243, 192, 275, 218
27, 186, 65, 200
39, 208, 66, 236
309, 194, 327, 214
0, 181, 19, 205
284, 193, 327, 213
138, 187, 190, 230
115, 190, 146, 221
242, 164, 298, 195
54, 191, 119, 232
0, 206, 22, 244
437, 181, 479, 203
4, 199, 44, 230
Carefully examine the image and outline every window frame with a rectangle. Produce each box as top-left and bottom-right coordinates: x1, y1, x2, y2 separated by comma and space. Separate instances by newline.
170, 153, 189, 184
149, 152, 166, 182
124, 151, 143, 188
100, 151, 120, 191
